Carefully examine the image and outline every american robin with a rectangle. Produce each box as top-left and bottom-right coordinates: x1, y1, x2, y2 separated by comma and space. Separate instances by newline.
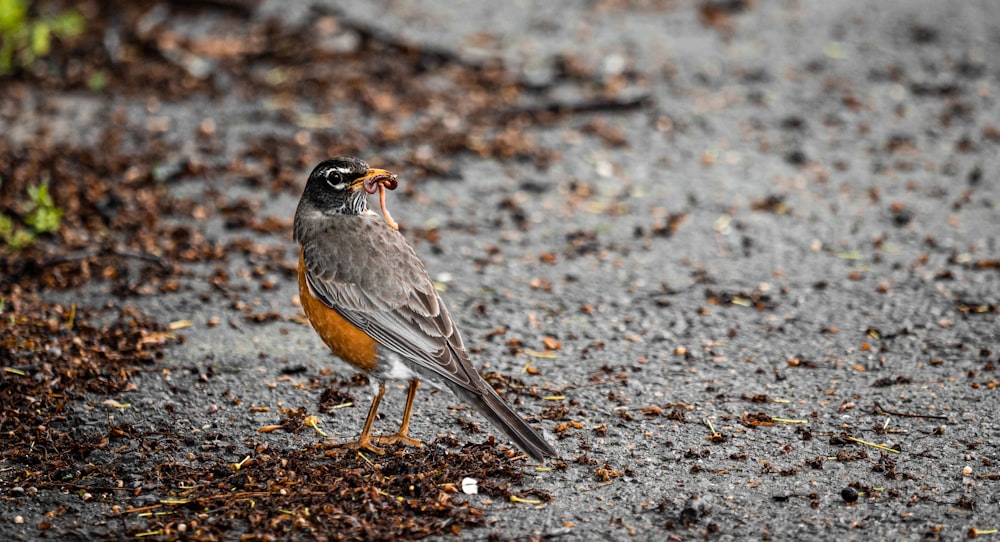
293, 157, 557, 461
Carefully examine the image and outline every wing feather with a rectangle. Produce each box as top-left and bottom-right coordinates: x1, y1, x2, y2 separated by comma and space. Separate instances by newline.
299, 214, 477, 391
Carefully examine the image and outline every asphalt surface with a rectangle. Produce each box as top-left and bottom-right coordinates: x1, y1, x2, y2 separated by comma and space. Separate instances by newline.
4, 0, 999, 540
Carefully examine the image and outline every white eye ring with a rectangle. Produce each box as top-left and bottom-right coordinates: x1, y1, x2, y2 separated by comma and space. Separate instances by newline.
321, 167, 355, 190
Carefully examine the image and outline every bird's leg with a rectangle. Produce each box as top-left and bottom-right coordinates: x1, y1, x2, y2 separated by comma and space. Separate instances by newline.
348, 380, 388, 455
372, 380, 423, 448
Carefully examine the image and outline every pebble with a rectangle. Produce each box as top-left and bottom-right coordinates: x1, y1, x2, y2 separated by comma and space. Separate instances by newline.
841, 487, 859, 503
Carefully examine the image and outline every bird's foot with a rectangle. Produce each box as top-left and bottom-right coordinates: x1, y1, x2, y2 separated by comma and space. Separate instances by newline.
345, 433, 423, 455
372, 433, 423, 448
346, 436, 387, 456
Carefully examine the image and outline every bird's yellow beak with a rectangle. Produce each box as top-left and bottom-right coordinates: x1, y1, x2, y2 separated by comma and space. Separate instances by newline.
353, 168, 398, 194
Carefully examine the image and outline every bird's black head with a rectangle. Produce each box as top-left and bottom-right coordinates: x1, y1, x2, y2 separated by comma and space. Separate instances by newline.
299, 157, 398, 216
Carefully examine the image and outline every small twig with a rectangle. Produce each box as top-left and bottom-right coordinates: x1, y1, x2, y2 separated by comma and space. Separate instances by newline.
305, 415, 328, 437
123, 504, 163, 514
33, 482, 133, 493
41, 247, 170, 270
705, 418, 717, 434
845, 436, 900, 454
66, 303, 77, 328
771, 418, 808, 425
704, 418, 726, 442
310, 4, 464, 68
873, 401, 948, 421
495, 95, 653, 121
356, 451, 376, 469
190, 491, 272, 505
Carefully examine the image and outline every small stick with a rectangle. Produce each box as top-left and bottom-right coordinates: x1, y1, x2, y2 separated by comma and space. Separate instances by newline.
305, 415, 327, 437
193, 491, 271, 502
123, 504, 163, 514
357, 450, 376, 469
705, 418, 721, 436
873, 401, 948, 421
43, 248, 169, 269
845, 436, 900, 454
705, 418, 725, 442
771, 418, 808, 425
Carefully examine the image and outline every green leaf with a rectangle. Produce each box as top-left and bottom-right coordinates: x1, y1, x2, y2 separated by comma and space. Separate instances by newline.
25, 205, 62, 233
0, 0, 28, 33
23, 183, 63, 234
31, 21, 50, 56
27, 182, 54, 208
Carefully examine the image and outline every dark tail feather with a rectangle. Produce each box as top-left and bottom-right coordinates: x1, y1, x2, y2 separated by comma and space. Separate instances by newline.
448, 381, 558, 462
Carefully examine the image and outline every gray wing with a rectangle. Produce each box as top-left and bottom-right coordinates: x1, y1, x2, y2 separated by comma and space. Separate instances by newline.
298, 213, 480, 392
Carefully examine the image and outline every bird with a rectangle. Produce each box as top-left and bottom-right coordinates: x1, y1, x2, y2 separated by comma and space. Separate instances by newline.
293, 157, 557, 462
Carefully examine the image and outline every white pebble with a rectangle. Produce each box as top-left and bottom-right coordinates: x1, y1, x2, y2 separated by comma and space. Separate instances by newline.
461, 477, 478, 495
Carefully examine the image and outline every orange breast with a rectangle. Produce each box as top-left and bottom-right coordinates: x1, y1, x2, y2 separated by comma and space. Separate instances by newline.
298, 251, 378, 372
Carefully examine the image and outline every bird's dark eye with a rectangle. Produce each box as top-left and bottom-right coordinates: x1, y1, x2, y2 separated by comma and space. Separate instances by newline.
329, 172, 342, 184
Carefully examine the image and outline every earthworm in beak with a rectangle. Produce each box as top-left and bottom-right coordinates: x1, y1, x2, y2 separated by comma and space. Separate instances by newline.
361, 169, 399, 230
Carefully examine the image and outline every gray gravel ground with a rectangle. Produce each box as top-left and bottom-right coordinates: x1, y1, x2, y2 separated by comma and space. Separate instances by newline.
5, 0, 1000, 540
